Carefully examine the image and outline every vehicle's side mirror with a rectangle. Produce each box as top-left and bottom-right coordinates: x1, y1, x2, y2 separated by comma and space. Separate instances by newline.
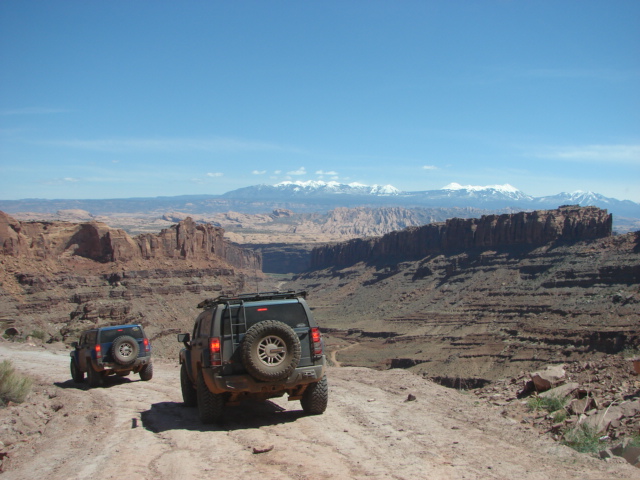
177, 333, 191, 349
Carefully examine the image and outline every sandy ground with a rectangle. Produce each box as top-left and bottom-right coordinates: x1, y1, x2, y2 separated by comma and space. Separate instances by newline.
1, 342, 638, 480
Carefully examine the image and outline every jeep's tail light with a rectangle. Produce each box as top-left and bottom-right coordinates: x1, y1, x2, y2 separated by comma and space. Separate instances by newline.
209, 337, 222, 366
143, 338, 150, 353
95, 344, 102, 360
311, 327, 323, 355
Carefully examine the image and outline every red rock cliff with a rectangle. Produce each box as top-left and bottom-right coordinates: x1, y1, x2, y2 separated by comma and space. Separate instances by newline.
0, 211, 261, 271
310, 206, 613, 269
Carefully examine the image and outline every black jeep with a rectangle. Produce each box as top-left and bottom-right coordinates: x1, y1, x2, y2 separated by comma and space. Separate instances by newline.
178, 291, 328, 423
70, 324, 153, 388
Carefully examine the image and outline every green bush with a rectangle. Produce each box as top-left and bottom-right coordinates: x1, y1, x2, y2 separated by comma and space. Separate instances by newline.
562, 423, 602, 454
527, 394, 568, 413
0, 360, 33, 406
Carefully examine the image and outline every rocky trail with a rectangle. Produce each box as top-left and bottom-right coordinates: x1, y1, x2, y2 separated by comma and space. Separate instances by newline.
1, 342, 638, 480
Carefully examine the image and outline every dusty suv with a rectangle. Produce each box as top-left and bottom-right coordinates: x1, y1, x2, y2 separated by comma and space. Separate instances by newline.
178, 291, 328, 423
70, 324, 153, 388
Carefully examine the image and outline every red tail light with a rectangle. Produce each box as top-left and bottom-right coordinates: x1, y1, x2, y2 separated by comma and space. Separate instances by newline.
95, 344, 102, 360
143, 338, 150, 353
311, 327, 323, 355
209, 337, 222, 366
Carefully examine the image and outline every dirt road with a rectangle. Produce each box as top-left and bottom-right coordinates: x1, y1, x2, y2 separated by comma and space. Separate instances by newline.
1, 342, 638, 480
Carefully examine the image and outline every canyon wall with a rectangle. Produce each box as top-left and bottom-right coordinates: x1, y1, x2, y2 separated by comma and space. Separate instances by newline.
0, 211, 261, 271
310, 206, 612, 269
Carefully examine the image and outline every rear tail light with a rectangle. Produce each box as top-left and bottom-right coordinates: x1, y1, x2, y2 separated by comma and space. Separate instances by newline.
143, 338, 150, 353
95, 344, 102, 360
209, 337, 222, 366
311, 327, 323, 355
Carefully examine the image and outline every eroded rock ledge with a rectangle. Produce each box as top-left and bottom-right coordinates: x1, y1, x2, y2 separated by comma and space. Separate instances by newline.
0, 211, 260, 271
311, 205, 612, 269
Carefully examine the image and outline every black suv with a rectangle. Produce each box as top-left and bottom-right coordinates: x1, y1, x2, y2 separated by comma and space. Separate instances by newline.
70, 324, 153, 388
178, 291, 328, 423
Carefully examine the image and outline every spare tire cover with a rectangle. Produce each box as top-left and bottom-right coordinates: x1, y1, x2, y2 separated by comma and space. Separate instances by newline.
241, 320, 301, 382
111, 335, 140, 365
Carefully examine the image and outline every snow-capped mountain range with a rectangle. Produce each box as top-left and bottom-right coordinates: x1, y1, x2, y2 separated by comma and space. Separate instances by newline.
221, 180, 640, 220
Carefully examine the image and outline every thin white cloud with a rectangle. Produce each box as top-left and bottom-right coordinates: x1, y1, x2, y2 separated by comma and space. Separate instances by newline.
0, 107, 70, 115
206, 172, 223, 177
287, 167, 307, 175
252, 170, 267, 175
315, 170, 338, 175
534, 144, 640, 164
45, 136, 301, 154
422, 165, 438, 170
41, 177, 80, 185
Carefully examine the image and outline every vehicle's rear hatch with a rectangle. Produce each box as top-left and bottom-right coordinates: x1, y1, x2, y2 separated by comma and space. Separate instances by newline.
222, 300, 314, 374
98, 326, 148, 362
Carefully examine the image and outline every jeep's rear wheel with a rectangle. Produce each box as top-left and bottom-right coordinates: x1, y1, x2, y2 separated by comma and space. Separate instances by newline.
241, 320, 301, 382
181, 363, 197, 407
300, 375, 329, 415
139, 362, 153, 381
197, 371, 223, 423
111, 335, 140, 365
70, 359, 84, 383
87, 364, 104, 388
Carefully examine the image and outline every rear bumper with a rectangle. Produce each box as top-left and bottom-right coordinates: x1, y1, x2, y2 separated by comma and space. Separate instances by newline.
94, 356, 152, 373
202, 358, 326, 394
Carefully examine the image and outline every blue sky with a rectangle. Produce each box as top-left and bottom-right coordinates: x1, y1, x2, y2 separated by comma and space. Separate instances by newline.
1, 1, 639, 201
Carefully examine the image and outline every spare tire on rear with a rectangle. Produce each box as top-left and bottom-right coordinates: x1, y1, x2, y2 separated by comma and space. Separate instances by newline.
111, 335, 140, 365
241, 320, 301, 382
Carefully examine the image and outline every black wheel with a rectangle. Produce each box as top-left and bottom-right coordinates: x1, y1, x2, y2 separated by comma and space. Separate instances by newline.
241, 320, 301, 382
139, 363, 153, 381
300, 375, 329, 415
111, 336, 140, 365
181, 363, 197, 407
70, 359, 84, 383
197, 371, 224, 424
87, 363, 104, 388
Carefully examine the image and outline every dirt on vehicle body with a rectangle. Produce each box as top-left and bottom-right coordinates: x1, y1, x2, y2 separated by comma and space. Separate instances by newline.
178, 291, 328, 423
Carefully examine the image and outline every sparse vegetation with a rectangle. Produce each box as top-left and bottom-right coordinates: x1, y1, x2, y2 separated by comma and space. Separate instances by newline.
30, 329, 47, 341
526, 394, 568, 414
562, 423, 603, 454
0, 360, 33, 406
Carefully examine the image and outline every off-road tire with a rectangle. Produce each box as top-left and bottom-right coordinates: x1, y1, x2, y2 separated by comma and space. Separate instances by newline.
111, 335, 140, 365
241, 320, 301, 382
181, 363, 197, 407
197, 370, 223, 423
139, 362, 153, 381
300, 375, 329, 415
70, 359, 84, 383
87, 363, 104, 388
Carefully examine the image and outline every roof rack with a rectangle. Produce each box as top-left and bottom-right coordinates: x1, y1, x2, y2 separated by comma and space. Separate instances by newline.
197, 290, 307, 309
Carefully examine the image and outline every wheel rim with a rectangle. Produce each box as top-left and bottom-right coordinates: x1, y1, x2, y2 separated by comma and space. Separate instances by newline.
118, 342, 134, 358
257, 335, 287, 366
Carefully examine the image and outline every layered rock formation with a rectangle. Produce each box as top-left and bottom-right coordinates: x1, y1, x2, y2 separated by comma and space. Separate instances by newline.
311, 206, 612, 269
0, 211, 260, 270
0, 211, 268, 354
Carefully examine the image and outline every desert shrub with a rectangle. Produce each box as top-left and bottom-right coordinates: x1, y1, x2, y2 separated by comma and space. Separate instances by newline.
30, 329, 47, 341
562, 424, 602, 454
0, 360, 33, 406
527, 394, 568, 413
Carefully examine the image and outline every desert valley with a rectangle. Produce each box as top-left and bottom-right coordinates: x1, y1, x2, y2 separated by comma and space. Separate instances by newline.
1, 186, 639, 478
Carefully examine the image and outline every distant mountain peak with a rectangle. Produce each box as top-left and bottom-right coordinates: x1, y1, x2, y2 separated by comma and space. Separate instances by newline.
273, 180, 400, 195
441, 183, 521, 194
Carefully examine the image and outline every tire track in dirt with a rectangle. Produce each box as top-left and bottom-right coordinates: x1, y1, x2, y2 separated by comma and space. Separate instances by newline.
1, 343, 638, 480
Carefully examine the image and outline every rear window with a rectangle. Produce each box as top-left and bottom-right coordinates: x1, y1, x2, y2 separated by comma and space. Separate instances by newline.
222, 303, 309, 335
99, 326, 144, 343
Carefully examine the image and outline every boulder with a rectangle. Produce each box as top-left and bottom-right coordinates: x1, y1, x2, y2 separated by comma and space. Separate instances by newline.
530, 365, 566, 393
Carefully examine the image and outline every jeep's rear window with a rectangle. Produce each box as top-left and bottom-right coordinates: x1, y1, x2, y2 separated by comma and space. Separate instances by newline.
99, 326, 144, 343
222, 303, 309, 335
